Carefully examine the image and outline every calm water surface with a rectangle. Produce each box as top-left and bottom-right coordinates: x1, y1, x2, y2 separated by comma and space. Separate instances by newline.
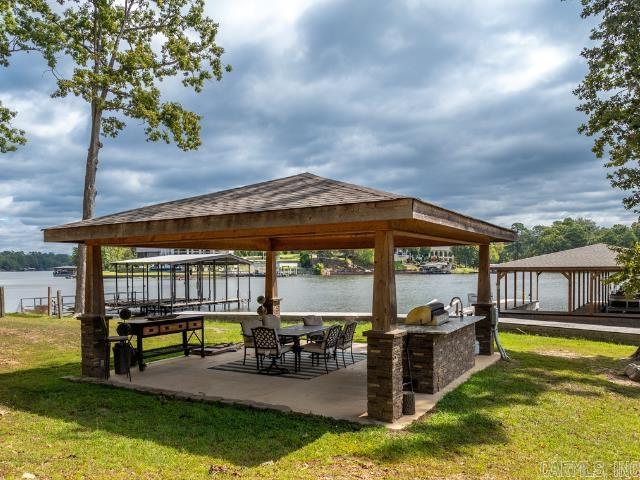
0, 271, 568, 313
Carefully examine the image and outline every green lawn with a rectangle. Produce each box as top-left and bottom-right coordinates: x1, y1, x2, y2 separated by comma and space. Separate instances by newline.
1, 315, 639, 479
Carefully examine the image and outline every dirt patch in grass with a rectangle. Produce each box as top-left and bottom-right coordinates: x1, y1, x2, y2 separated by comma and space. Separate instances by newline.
603, 370, 640, 389
536, 349, 595, 359
0, 357, 20, 367
0, 325, 70, 345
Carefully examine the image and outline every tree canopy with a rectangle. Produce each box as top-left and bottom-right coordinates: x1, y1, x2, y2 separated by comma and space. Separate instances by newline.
573, 0, 640, 211
0, 251, 72, 271
452, 217, 638, 267
0, 101, 26, 153
3, 0, 231, 149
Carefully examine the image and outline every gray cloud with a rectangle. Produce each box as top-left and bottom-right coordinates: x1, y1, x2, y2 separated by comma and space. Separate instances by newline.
0, 0, 635, 253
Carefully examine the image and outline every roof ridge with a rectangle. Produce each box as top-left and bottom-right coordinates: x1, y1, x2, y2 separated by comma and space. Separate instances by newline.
311, 174, 406, 200
70, 172, 314, 225
48, 172, 406, 229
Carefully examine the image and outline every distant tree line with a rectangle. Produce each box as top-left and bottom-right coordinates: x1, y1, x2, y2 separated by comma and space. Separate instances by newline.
451, 218, 639, 268
0, 251, 73, 271
71, 246, 136, 271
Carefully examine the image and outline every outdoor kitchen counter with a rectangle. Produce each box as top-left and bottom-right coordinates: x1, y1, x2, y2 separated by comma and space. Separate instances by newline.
398, 315, 485, 394
397, 315, 485, 335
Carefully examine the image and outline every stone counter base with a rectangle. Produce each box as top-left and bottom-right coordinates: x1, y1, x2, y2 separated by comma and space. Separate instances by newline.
403, 323, 476, 394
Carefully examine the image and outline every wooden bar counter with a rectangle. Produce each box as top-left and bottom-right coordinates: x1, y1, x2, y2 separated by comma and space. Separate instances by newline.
399, 316, 484, 394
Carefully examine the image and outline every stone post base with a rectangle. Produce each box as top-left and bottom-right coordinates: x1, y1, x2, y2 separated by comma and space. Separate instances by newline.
473, 304, 494, 355
79, 314, 108, 378
265, 297, 282, 316
364, 329, 406, 422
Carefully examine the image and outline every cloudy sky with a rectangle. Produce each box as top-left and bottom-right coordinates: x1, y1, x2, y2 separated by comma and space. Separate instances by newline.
0, 0, 636, 253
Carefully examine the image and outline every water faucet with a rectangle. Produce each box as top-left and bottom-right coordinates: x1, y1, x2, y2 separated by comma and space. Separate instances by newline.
449, 297, 464, 317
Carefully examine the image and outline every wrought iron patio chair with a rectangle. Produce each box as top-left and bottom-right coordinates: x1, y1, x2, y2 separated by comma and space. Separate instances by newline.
300, 324, 342, 373
262, 314, 294, 349
336, 321, 357, 367
251, 326, 292, 375
302, 315, 324, 343
240, 318, 263, 365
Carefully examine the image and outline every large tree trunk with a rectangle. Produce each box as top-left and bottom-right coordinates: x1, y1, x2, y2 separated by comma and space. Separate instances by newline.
74, 102, 102, 316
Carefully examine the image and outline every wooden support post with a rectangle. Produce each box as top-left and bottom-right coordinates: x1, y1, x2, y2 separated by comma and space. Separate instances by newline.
496, 272, 502, 313
372, 230, 397, 331
563, 272, 572, 312
504, 272, 508, 310
0, 286, 5, 318
588, 273, 594, 313
79, 244, 107, 378
236, 263, 240, 309
56, 290, 63, 319
265, 244, 280, 315
47, 286, 52, 316
513, 270, 517, 308
365, 230, 404, 422
577, 272, 581, 309
474, 244, 493, 355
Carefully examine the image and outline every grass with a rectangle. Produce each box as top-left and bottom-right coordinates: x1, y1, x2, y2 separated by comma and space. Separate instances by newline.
1, 315, 640, 479
451, 266, 478, 274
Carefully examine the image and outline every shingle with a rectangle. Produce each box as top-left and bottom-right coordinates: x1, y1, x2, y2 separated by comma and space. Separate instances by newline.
495, 243, 620, 270
54, 173, 406, 229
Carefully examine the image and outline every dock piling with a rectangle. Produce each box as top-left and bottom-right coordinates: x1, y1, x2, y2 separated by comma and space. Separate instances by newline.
56, 290, 63, 319
47, 286, 52, 316
0, 286, 5, 318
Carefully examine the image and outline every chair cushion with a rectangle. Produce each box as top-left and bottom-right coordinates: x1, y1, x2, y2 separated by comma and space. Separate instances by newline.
262, 314, 281, 328
256, 344, 292, 356
302, 315, 323, 326
240, 318, 263, 336
301, 343, 331, 354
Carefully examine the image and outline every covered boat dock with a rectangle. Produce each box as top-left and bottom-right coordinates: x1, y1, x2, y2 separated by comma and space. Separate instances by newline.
108, 253, 252, 315
494, 244, 639, 327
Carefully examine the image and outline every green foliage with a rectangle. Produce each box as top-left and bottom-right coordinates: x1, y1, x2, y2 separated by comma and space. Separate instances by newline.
607, 244, 640, 297
234, 251, 263, 258
501, 218, 638, 261
351, 249, 374, 268
404, 247, 431, 262
101, 246, 135, 270
0, 251, 72, 270
299, 251, 312, 269
451, 245, 479, 268
313, 262, 325, 275
3, 0, 231, 149
489, 243, 503, 263
451, 218, 637, 267
573, 0, 640, 211
0, 100, 26, 152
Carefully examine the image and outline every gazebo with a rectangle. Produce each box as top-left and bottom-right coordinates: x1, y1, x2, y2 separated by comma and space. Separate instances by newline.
44, 173, 516, 422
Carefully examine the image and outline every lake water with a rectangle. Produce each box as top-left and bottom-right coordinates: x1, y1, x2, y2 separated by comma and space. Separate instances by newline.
0, 271, 569, 314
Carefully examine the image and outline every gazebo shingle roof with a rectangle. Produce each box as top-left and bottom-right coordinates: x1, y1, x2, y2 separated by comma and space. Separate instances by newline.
494, 243, 620, 271
56, 173, 406, 228
44, 172, 516, 248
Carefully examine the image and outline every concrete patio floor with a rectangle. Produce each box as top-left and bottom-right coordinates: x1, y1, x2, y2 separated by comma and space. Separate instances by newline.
100, 344, 501, 429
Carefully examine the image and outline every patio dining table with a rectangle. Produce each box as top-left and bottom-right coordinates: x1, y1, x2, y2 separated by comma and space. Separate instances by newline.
276, 324, 331, 373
